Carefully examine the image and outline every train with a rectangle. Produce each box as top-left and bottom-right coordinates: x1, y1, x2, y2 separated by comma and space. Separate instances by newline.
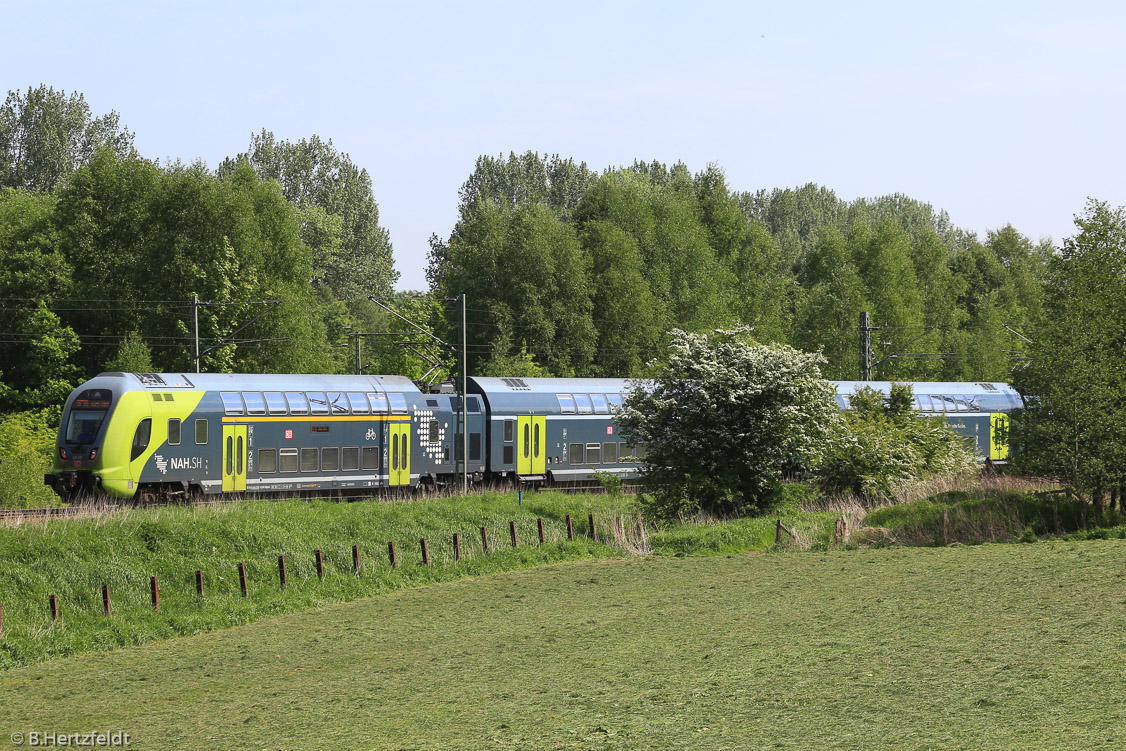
45, 372, 1022, 501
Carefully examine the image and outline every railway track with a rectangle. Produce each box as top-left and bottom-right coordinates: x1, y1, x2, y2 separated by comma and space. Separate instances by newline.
0, 505, 117, 522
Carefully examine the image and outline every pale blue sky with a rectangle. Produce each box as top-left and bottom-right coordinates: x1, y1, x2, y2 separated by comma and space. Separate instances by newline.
4, 1, 1123, 289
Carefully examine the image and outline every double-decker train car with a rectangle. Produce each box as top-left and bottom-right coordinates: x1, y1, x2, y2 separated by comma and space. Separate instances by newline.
47, 372, 1021, 501
833, 381, 1022, 461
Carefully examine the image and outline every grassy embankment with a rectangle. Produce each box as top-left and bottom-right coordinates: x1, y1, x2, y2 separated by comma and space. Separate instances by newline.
2, 541, 1124, 749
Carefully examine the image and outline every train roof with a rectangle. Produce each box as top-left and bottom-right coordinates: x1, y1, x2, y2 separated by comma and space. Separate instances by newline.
467, 376, 639, 414
92, 372, 421, 393
831, 381, 1020, 397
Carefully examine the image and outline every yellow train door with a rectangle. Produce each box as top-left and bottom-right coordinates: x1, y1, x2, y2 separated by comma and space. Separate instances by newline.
532, 415, 546, 474
389, 422, 411, 486
222, 424, 247, 492
989, 413, 1009, 461
517, 416, 532, 475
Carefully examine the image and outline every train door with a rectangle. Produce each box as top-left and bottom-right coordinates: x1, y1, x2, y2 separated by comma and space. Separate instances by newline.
989, 413, 1009, 461
389, 421, 411, 486
532, 415, 546, 474
222, 424, 247, 492
517, 416, 532, 475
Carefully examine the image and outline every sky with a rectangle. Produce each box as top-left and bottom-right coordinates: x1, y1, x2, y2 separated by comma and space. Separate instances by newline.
4, 0, 1124, 290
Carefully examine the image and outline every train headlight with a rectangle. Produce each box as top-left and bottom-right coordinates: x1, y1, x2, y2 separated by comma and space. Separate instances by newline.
88, 447, 99, 460
59, 446, 68, 460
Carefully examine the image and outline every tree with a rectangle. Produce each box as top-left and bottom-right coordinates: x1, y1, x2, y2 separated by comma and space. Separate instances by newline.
1013, 200, 1126, 520
0, 85, 134, 192
222, 130, 397, 299
618, 328, 840, 517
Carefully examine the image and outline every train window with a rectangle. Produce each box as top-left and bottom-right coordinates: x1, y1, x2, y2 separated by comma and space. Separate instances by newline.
503, 419, 514, 442
591, 394, 609, 414
220, 392, 244, 415
130, 419, 151, 462
362, 446, 380, 470
914, 396, 928, 411
429, 419, 439, 442
575, 394, 593, 414
67, 410, 106, 443
285, 392, 308, 414
308, 392, 329, 415
347, 392, 369, 414
168, 418, 181, 446
557, 394, 575, 414
607, 394, 623, 413
470, 433, 481, 462
327, 392, 349, 415
586, 443, 602, 464
242, 392, 266, 415
388, 393, 408, 414
342, 447, 360, 471
264, 392, 287, 415
258, 449, 277, 473
569, 443, 585, 464
467, 396, 481, 414
619, 442, 631, 462
322, 447, 340, 472
279, 448, 299, 472
503, 445, 514, 465
368, 393, 389, 413
603, 442, 618, 463
195, 418, 208, 444
300, 447, 319, 472
966, 396, 980, 411
426, 398, 439, 408
634, 444, 648, 460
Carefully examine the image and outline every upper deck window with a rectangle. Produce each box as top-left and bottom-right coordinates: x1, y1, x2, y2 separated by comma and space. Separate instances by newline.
574, 394, 593, 414
242, 392, 266, 415
368, 393, 389, 413
388, 393, 408, 414
327, 392, 349, 415
220, 392, 244, 415
285, 392, 308, 414
591, 394, 609, 414
606, 394, 623, 413
557, 394, 575, 414
347, 392, 370, 414
264, 392, 287, 415
307, 392, 329, 415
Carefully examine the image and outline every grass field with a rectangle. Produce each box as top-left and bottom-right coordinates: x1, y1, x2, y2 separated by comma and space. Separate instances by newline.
1, 540, 1123, 750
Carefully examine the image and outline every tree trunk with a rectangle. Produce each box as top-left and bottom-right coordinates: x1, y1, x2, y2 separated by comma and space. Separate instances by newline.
1092, 485, 1104, 527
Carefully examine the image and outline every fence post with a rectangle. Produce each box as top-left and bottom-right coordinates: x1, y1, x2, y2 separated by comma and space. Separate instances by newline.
49, 595, 59, 621
510, 521, 518, 548
420, 538, 430, 567
480, 526, 489, 553
195, 570, 204, 597
238, 563, 248, 597
0, 602, 3, 637
776, 519, 783, 546
388, 541, 397, 568
589, 514, 597, 542
1053, 499, 1061, 536
537, 518, 545, 544
566, 514, 574, 541
352, 545, 361, 575
150, 576, 160, 613
278, 556, 287, 588
942, 509, 950, 544
315, 550, 324, 580
102, 584, 111, 617
453, 533, 461, 562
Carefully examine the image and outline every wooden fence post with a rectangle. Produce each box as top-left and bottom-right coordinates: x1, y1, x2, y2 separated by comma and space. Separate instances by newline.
388, 541, 397, 568
278, 556, 287, 588
776, 519, 783, 546
238, 563, 248, 597
942, 509, 950, 544
315, 550, 324, 580
352, 545, 361, 575
150, 576, 160, 613
537, 518, 545, 544
589, 514, 597, 542
420, 538, 430, 567
49, 595, 59, 621
195, 570, 204, 597
1053, 499, 1061, 536
480, 526, 490, 553
453, 533, 461, 562
510, 521, 518, 548
102, 584, 111, 617
566, 514, 574, 541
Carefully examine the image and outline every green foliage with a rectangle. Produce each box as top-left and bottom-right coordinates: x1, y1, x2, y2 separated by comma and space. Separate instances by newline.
0, 85, 134, 193
103, 329, 153, 373
0, 408, 59, 508
1013, 199, 1126, 505
818, 384, 979, 498
620, 328, 840, 517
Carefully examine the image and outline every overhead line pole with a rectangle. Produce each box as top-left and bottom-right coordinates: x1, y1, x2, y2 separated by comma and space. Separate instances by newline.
192, 294, 200, 373
462, 293, 467, 496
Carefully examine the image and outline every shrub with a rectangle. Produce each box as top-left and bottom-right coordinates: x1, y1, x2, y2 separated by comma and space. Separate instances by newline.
0, 408, 60, 508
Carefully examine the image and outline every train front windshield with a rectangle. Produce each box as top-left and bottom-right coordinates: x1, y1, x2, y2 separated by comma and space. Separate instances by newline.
67, 410, 106, 444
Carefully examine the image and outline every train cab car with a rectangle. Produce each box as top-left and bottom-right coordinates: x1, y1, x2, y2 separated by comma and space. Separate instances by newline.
467, 377, 644, 484
832, 381, 1022, 462
47, 372, 452, 500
